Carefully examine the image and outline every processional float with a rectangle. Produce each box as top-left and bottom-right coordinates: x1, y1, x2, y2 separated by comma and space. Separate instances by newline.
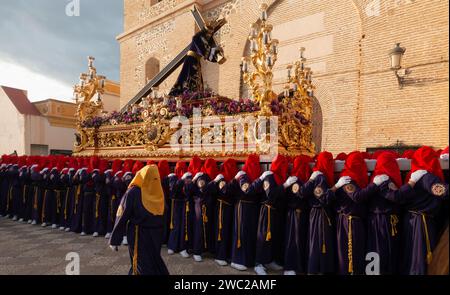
72, 4, 317, 161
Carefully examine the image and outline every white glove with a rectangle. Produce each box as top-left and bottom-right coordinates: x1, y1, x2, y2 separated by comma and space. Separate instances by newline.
283, 176, 298, 189
410, 170, 428, 183
193, 172, 204, 183
309, 171, 323, 181
335, 176, 352, 189
181, 172, 192, 180
235, 171, 246, 180
373, 174, 389, 186
214, 174, 224, 182
441, 154, 449, 161
259, 171, 273, 181
110, 245, 119, 252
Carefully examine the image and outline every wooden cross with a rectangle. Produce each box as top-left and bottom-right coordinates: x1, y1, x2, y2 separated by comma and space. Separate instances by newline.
121, 5, 226, 113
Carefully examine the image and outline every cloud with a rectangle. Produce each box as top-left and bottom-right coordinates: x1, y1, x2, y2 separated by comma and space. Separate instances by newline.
0, 0, 122, 100
0, 59, 74, 102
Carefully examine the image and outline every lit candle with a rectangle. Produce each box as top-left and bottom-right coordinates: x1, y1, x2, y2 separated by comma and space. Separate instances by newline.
284, 86, 290, 98
266, 55, 273, 67
250, 40, 258, 52
242, 58, 248, 73
260, 4, 268, 21
100, 79, 105, 88
176, 98, 182, 109
251, 23, 258, 38
293, 83, 298, 92
271, 39, 279, 54
263, 31, 270, 45
287, 65, 292, 79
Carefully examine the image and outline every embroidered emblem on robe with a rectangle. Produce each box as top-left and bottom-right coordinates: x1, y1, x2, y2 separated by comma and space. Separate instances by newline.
241, 183, 249, 192
263, 180, 270, 191
389, 182, 398, 191
344, 184, 356, 194
219, 181, 226, 190
116, 205, 124, 217
198, 179, 206, 188
431, 183, 446, 197
314, 186, 324, 197
292, 183, 300, 194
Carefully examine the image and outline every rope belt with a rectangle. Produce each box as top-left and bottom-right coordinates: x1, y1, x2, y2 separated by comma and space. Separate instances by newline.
6, 186, 12, 211
22, 185, 28, 204
55, 190, 63, 214
132, 225, 139, 275
33, 187, 38, 210
322, 208, 331, 254
41, 190, 48, 220
409, 210, 433, 265
74, 185, 81, 214
202, 204, 208, 249
170, 199, 174, 230
390, 214, 399, 237
184, 201, 190, 241
265, 204, 273, 241
237, 201, 242, 248
110, 194, 116, 222
95, 193, 100, 219
217, 199, 231, 241
339, 213, 360, 275
64, 188, 70, 221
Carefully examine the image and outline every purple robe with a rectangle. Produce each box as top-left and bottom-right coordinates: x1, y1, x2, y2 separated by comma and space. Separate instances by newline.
335, 181, 377, 275
9, 165, 21, 218
80, 170, 95, 234
70, 171, 84, 233
367, 180, 401, 274
255, 175, 285, 266
384, 173, 447, 274
107, 173, 125, 234
231, 175, 260, 267
60, 170, 75, 229
92, 171, 108, 235
30, 169, 45, 224
167, 177, 195, 253
192, 174, 213, 256
42, 169, 61, 226
303, 174, 336, 274
0, 166, 9, 216
110, 186, 169, 275
213, 180, 234, 262
283, 180, 309, 273
19, 167, 33, 222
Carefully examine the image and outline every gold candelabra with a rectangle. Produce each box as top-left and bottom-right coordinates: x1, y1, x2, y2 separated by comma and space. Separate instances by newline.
282, 47, 316, 154
241, 3, 279, 116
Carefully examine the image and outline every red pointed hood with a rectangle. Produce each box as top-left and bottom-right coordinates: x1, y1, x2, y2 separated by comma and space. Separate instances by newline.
175, 161, 188, 179
335, 152, 348, 161
291, 155, 312, 183
201, 158, 219, 180
341, 151, 368, 188
401, 150, 415, 159
409, 146, 444, 182
371, 152, 402, 187
158, 160, 171, 179
99, 159, 109, 174
122, 159, 135, 173
242, 154, 261, 182
188, 156, 203, 175
132, 161, 145, 175
111, 159, 123, 175
313, 151, 335, 186
221, 159, 238, 182
441, 146, 449, 156
270, 155, 289, 185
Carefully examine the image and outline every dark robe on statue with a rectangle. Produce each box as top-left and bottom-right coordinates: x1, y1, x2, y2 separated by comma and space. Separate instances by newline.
255, 175, 285, 266
169, 29, 224, 96
335, 181, 377, 275
93, 171, 108, 236
283, 180, 309, 274
70, 170, 84, 233
231, 175, 260, 268
109, 165, 169, 275
367, 180, 401, 274
303, 174, 336, 274
384, 173, 448, 275
167, 177, 195, 253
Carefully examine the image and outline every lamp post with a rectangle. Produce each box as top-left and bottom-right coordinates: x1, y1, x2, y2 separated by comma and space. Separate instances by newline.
389, 43, 409, 88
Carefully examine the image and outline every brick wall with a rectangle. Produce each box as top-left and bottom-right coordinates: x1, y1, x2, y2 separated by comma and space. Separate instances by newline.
118, 0, 449, 155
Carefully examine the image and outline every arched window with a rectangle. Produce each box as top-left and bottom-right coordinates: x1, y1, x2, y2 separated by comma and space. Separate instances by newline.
311, 96, 323, 153
145, 57, 160, 83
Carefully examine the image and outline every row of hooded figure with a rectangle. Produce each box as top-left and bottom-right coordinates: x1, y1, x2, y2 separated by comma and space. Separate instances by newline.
1, 146, 449, 275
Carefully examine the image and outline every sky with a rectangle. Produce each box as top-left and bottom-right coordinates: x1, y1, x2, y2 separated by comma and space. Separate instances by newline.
0, 0, 123, 102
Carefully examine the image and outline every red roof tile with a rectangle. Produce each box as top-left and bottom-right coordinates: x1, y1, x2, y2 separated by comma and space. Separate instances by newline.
1, 86, 41, 116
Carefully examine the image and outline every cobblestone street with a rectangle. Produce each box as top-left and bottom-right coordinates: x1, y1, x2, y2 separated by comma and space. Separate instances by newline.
0, 218, 254, 275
